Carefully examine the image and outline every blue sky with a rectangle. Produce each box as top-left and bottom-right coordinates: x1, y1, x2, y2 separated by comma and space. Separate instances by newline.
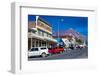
28, 15, 88, 36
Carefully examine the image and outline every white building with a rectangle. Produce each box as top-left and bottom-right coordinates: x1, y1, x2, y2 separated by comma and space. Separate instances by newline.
28, 17, 57, 50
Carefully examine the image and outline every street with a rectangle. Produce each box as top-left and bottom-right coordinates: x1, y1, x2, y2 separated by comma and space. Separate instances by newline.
28, 48, 88, 61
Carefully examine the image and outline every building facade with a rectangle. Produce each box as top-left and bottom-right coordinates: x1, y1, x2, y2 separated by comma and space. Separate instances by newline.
53, 28, 87, 49
28, 17, 57, 50
53, 35, 76, 48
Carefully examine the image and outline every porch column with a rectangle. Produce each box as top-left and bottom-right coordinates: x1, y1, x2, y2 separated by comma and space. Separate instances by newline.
38, 40, 39, 47
34, 39, 36, 47
31, 32, 33, 49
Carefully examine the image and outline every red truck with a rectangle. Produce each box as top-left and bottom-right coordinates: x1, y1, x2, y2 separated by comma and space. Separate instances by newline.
48, 47, 64, 54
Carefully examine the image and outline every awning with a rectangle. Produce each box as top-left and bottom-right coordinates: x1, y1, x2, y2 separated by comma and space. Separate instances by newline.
44, 37, 57, 43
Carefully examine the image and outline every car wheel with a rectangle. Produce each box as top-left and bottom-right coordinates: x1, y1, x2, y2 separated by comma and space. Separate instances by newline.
41, 53, 47, 58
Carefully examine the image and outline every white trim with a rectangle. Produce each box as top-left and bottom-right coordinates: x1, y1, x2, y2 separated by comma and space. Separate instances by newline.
11, 2, 21, 73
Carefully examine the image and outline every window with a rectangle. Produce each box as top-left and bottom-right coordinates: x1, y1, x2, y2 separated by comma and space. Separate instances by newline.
47, 33, 48, 37
28, 29, 36, 34
34, 48, 39, 51
31, 48, 34, 51
42, 42, 46, 47
39, 41, 41, 47
38, 30, 41, 35
48, 48, 52, 50
40, 48, 46, 49
48, 35, 52, 38
42, 32, 44, 36
44, 32, 47, 37
36, 41, 38, 47
31, 48, 39, 51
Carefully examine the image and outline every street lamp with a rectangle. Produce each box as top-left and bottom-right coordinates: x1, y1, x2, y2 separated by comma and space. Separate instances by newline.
57, 18, 64, 47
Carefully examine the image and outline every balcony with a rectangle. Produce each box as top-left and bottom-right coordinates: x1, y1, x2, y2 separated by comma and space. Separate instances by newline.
28, 32, 57, 43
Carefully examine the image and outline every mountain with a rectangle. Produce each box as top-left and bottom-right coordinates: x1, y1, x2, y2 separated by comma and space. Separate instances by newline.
53, 28, 86, 40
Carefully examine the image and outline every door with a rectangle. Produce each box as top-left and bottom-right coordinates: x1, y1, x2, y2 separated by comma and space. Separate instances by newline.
30, 48, 40, 56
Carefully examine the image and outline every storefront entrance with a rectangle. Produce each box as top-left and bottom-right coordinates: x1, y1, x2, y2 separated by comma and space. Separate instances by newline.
28, 38, 54, 50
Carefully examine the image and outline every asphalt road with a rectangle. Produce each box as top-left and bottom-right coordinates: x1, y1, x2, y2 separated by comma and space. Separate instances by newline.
28, 48, 88, 61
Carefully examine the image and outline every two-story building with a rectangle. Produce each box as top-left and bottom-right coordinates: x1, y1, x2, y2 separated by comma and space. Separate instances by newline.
28, 17, 57, 50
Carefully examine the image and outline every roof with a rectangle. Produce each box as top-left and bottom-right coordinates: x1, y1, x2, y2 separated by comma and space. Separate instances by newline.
28, 21, 36, 30
38, 17, 52, 27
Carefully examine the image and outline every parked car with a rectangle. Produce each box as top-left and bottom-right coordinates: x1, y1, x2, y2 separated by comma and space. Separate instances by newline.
48, 47, 64, 54
28, 47, 49, 58
48, 48, 55, 54
76, 44, 86, 49
79, 45, 84, 48
69, 44, 74, 50
76, 45, 80, 49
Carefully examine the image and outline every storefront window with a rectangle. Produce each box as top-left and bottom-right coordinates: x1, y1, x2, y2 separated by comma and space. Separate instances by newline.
32, 41, 34, 47
39, 40, 41, 47
36, 40, 38, 47
44, 32, 46, 37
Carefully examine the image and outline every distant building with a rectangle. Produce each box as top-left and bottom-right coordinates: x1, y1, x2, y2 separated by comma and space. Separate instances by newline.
53, 35, 76, 48
53, 28, 86, 48
28, 17, 57, 50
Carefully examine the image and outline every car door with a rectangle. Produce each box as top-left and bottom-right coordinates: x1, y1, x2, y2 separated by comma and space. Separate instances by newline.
31, 48, 40, 56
